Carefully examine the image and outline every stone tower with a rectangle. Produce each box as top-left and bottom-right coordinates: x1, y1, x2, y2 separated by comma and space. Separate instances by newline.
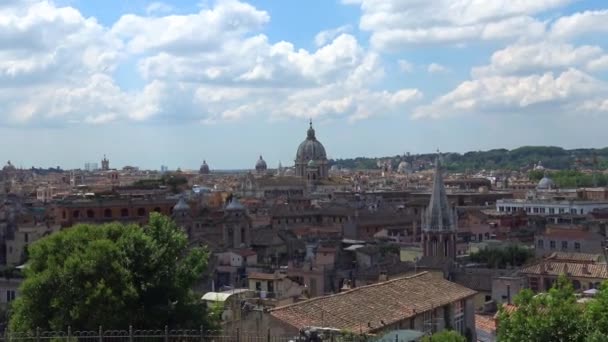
222, 197, 251, 249
172, 195, 193, 237
421, 156, 457, 260
101, 155, 110, 171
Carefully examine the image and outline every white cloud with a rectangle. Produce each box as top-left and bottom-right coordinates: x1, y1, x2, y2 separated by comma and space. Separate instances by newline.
145, 2, 173, 15
0, 0, 425, 126
344, 0, 572, 49
472, 42, 604, 77
428, 63, 448, 74
414, 69, 606, 119
398, 59, 413, 73
588, 56, 608, 71
314, 25, 352, 47
550, 10, 608, 38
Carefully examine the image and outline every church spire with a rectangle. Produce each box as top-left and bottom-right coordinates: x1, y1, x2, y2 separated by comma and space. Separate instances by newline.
423, 155, 454, 232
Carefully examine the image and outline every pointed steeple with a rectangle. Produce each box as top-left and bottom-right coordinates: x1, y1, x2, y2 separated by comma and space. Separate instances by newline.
423, 156, 454, 232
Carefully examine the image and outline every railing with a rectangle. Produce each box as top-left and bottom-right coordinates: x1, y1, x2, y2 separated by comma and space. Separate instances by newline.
0, 328, 426, 342
1, 328, 293, 342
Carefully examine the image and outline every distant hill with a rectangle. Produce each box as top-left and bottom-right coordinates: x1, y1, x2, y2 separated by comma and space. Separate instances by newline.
330, 146, 608, 172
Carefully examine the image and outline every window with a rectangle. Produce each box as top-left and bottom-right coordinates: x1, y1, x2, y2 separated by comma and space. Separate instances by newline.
453, 300, 465, 335
121, 208, 129, 217
575, 242, 581, 251
529, 277, 539, 292
137, 208, 146, 217
550, 241, 556, 249
255, 281, 261, 291
549, 208, 555, 214
562, 241, 568, 250
72, 210, 80, 218
24, 233, 29, 243
104, 209, 112, 218
537, 240, 544, 249
422, 310, 433, 333
87, 209, 95, 219
6, 290, 15, 302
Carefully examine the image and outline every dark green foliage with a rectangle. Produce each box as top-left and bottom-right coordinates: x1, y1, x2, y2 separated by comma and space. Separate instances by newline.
421, 330, 466, 342
497, 276, 608, 341
331, 146, 608, 172
132, 173, 189, 193
9, 213, 212, 332
530, 170, 608, 188
468, 245, 533, 269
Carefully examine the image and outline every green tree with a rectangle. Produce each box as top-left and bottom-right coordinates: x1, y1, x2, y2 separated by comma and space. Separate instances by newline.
497, 276, 586, 342
468, 245, 533, 269
421, 330, 466, 342
9, 213, 212, 332
584, 282, 608, 336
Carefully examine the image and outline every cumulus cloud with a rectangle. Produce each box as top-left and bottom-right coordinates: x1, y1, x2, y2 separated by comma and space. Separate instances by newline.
398, 59, 413, 73
314, 25, 352, 47
0, 0, 423, 126
472, 43, 605, 77
550, 10, 608, 38
414, 69, 606, 119
427, 63, 448, 74
344, 0, 572, 49
145, 2, 173, 15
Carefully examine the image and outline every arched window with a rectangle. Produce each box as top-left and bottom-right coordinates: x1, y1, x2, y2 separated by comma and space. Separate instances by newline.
86, 210, 95, 219
62, 211, 66, 219
121, 208, 129, 217
137, 208, 146, 217
104, 209, 112, 218
153, 207, 161, 213
72, 210, 80, 218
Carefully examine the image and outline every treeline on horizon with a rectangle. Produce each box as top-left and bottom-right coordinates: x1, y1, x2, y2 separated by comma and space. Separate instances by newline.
330, 146, 608, 173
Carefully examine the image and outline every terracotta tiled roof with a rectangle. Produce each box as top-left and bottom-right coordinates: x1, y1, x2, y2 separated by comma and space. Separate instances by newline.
475, 314, 496, 335
545, 252, 603, 263
270, 272, 476, 333
521, 261, 608, 279
540, 229, 600, 240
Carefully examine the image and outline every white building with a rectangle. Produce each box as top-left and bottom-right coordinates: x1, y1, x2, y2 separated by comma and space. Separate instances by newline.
496, 198, 608, 216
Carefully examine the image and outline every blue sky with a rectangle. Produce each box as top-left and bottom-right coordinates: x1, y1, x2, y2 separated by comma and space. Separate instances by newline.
1, 0, 608, 170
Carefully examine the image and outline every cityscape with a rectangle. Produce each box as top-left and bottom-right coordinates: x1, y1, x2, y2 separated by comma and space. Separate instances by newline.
2, 1, 608, 342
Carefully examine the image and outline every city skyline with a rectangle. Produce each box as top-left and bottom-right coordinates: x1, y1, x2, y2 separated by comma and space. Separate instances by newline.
2, 0, 608, 169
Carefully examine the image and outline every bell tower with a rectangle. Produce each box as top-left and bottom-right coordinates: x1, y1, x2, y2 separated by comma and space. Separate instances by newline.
421, 156, 457, 260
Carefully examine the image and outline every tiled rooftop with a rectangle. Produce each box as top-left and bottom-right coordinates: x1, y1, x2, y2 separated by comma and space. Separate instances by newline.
521, 261, 608, 279
270, 272, 476, 333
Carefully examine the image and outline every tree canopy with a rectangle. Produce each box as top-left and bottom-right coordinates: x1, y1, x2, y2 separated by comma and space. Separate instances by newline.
497, 275, 608, 341
331, 146, 608, 172
468, 245, 534, 269
9, 213, 213, 332
421, 330, 466, 342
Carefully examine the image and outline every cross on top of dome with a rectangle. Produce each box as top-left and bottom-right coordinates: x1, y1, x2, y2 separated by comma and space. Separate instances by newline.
307, 118, 316, 140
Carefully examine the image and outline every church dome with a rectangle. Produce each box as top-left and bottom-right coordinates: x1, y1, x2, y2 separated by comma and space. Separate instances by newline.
537, 173, 555, 190
3, 161, 16, 172
296, 121, 327, 162
199, 160, 210, 174
255, 155, 267, 172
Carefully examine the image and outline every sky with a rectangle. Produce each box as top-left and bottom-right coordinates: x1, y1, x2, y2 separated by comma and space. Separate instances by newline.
1, 0, 608, 170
